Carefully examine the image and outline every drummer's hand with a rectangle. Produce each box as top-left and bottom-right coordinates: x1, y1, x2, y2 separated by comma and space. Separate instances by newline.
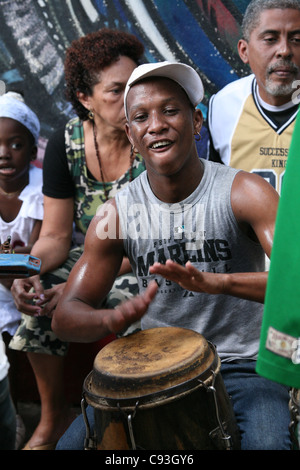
106, 281, 158, 334
11, 275, 45, 316
150, 260, 224, 295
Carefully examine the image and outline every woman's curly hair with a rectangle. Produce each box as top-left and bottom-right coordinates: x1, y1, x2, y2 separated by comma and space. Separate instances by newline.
64, 28, 144, 120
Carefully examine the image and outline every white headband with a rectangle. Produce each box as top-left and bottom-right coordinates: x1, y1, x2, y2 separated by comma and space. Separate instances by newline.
0, 92, 40, 144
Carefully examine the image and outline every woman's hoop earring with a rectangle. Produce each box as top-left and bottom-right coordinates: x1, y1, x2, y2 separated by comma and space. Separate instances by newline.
88, 110, 94, 120
195, 131, 201, 142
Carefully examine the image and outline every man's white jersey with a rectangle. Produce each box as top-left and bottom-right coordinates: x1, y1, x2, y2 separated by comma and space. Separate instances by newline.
208, 74, 298, 194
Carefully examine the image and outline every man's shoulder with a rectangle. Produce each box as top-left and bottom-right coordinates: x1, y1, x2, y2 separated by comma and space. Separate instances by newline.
208, 75, 255, 131
203, 158, 240, 177
212, 74, 254, 103
115, 171, 146, 200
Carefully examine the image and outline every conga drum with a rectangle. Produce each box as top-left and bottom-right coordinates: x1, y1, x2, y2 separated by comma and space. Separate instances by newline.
82, 327, 241, 450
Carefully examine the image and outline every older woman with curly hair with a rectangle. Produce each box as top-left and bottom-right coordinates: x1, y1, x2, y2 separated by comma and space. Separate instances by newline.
10, 28, 145, 450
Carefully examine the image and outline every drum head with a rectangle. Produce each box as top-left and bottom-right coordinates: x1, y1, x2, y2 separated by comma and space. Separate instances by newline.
84, 327, 218, 409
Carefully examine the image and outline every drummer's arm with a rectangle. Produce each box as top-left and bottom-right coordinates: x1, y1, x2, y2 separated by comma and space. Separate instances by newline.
150, 172, 278, 303
52, 200, 157, 342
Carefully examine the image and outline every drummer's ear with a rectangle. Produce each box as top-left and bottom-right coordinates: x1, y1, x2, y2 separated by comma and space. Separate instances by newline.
193, 108, 203, 134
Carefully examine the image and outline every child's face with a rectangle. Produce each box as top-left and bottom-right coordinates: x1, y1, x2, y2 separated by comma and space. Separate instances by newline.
0, 117, 37, 182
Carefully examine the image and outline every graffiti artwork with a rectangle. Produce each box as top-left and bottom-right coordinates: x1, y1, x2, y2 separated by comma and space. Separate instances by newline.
0, 0, 251, 153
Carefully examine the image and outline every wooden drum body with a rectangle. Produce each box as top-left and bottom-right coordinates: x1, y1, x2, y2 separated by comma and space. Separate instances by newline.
82, 327, 241, 450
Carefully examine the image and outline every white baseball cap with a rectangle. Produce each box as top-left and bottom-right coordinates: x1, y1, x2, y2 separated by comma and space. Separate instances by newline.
124, 61, 204, 119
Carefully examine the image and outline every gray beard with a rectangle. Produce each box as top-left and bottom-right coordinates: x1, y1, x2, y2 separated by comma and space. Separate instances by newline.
265, 79, 294, 98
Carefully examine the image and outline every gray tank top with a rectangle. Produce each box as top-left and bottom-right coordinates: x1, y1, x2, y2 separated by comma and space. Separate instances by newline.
115, 159, 265, 361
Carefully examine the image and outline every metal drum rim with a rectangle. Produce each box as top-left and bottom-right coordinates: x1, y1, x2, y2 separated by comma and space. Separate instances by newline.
83, 341, 220, 411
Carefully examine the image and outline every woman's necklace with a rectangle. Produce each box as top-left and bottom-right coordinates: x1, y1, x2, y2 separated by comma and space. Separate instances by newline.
92, 121, 134, 202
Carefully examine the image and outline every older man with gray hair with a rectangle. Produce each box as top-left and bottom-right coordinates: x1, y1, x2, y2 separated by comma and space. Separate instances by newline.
208, 0, 300, 195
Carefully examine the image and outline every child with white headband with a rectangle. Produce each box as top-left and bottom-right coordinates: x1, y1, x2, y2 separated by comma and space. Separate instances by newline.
0, 91, 43, 449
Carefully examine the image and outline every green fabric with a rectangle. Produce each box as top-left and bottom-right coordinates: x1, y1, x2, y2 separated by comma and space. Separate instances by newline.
256, 108, 300, 388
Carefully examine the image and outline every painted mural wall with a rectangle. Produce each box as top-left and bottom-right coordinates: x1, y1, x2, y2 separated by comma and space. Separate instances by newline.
0, 0, 252, 160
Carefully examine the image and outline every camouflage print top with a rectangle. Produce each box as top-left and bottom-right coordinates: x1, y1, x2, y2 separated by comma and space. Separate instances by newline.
65, 117, 146, 235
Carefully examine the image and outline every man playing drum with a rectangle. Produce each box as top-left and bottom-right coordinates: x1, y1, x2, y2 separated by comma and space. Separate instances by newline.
53, 61, 291, 450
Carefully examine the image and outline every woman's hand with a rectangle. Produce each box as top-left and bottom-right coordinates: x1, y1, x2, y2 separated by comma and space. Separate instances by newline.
11, 275, 45, 316
36, 283, 67, 318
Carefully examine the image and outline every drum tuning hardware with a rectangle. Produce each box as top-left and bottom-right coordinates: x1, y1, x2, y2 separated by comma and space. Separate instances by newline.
81, 396, 97, 450
117, 401, 139, 450
198, 370, 233, 450
288, 388, 300, 449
